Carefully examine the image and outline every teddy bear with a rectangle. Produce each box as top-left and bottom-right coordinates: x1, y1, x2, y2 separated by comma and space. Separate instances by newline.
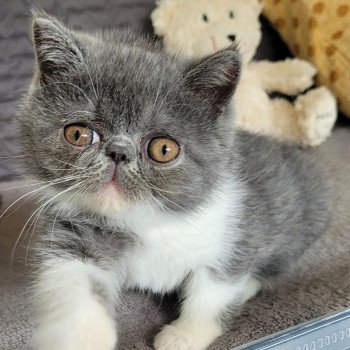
151, 0, 338, 146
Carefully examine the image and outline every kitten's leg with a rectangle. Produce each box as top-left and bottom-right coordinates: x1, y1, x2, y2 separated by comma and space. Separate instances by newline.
33, 257, 120, 350
154, 269, 260, 350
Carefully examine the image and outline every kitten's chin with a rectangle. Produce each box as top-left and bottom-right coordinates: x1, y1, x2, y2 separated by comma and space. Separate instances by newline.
78, 182, 130, 216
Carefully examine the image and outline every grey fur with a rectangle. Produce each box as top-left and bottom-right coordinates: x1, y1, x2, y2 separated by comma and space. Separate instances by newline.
20, 12, 331, 348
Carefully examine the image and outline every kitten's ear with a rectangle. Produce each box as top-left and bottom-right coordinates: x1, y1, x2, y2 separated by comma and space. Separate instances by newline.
184, 46, 241, 111
32, 12, 83, 76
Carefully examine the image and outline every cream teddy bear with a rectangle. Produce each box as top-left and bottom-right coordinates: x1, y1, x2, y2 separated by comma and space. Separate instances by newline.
152, 0, 337, 146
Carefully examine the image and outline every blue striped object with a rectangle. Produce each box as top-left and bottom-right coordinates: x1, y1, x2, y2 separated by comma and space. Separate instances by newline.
233, 309, 350, 350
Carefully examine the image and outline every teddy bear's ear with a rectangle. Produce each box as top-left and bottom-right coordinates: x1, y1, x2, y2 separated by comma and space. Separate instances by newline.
248, 0, 263, 15
184, 46, 241, 111
151, 0, 179, 37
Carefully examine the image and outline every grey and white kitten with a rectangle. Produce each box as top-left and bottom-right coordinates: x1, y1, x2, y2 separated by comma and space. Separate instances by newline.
20, 12, 330, 350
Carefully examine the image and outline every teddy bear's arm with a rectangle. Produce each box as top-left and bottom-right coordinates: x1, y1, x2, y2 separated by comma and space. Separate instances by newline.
248, 59, 316, 95
235, 87, 336, 147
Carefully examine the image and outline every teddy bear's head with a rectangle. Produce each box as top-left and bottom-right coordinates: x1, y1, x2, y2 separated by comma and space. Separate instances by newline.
152, 0, 263, 65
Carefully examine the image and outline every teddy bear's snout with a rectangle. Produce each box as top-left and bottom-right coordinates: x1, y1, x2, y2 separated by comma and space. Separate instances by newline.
227, 34, 236, 42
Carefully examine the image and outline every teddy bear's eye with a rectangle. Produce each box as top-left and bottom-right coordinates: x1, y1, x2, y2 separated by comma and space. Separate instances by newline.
229, 11, 235, 19
202, 14, 209, 22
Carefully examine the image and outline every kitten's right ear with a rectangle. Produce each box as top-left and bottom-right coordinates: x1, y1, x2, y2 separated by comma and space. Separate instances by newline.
32, 12, 83, 76
184, 46, 241, 112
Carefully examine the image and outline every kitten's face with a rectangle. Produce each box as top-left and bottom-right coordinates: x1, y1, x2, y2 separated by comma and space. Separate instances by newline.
20, 13, 240, 215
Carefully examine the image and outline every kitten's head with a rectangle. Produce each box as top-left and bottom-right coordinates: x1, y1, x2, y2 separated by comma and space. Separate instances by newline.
20, 12, 241, 216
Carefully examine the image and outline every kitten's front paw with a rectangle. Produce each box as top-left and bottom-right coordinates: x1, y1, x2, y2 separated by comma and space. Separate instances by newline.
154, 325, 194, 350
154, 320, 221, 350
35, 302, 117, 350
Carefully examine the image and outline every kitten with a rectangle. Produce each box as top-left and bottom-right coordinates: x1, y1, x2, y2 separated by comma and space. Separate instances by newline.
20, 12, 330, 350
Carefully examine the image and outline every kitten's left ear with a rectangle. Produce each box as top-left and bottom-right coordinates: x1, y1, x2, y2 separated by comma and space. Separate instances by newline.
32, 11, 84, 76
184, 46, 241, 111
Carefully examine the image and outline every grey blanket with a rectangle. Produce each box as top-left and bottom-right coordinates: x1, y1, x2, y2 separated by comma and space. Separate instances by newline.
1, 1, 350, 349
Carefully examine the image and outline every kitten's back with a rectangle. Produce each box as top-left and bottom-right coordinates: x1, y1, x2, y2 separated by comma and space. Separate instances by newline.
231, 131, 331, 284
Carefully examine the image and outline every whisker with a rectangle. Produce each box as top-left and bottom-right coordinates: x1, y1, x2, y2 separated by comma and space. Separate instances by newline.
34, 154, 83, 173
0, 181, 47, 191
151, 186, 190, 214
144, 181, 182, 195
135, 174, 203, 230
129, 173, 204, 239
0, 155, 24, 159
11, 181, 85, 266
24, 178, 88, 265
79, 182, 96, 212
0, 155, 25, 164
0, 175, 84, 219
129, 169, 181, 195
64, 179, 90, 212
52, 157, 88, 170
24, 202, 44, 266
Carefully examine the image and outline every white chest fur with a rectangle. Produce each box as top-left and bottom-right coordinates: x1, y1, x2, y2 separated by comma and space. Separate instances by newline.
116, 184, 242, 293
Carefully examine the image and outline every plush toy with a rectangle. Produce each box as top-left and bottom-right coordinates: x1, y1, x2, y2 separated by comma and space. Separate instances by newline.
151, 0, 337, 146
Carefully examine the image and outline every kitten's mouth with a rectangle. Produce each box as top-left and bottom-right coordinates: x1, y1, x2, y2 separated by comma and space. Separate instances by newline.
104, 165, 125, 197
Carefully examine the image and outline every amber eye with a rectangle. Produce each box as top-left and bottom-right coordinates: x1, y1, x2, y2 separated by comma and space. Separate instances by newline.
147, 137, 180, 163
64, 124, 100, 147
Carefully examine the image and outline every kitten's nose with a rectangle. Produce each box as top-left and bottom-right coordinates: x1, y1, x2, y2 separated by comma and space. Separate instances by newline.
109, 152, 128, 164
106, 144, 132, 165
227, 34, 236, 42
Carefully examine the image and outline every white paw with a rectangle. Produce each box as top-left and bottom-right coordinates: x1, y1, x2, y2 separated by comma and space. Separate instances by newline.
35, 302, 117, 350
296, 87, 337, 146
282, 58, 317, 94
154, 320, 221, 350
154, 325, 194, 350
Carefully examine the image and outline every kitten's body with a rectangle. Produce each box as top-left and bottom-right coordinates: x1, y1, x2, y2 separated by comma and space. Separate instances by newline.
21, 13, 330, 350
